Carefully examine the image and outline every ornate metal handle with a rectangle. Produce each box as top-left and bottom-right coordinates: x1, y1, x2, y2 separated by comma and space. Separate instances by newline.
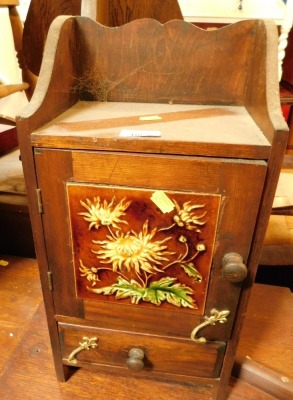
67, 336, 99, 364
190, 309, 230, 344
126, 348, 145, 371
222, 252, 247, 283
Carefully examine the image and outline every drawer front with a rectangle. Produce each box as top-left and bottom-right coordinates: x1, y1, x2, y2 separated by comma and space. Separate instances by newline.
59, 322, 226, 379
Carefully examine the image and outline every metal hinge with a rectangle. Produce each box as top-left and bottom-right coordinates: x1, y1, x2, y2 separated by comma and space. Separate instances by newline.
47, 271, 53, 291
36, 188, 43, 213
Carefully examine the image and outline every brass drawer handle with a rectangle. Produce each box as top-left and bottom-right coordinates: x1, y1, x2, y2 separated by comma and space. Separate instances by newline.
191, 309, 230, 344
67, 336, 99, 365
126, 348, 145, 372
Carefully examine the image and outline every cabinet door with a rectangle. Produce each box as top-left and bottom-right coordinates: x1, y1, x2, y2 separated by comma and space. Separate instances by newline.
35, 149, 267, 341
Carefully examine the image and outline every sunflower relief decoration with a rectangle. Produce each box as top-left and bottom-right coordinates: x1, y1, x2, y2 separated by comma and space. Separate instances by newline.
67, 184, 221, 315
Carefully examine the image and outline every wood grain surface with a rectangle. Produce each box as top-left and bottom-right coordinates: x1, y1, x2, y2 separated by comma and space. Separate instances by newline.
22, 0, 182, 76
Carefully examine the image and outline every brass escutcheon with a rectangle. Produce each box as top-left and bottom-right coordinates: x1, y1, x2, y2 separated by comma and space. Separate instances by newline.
190, 309, 230, 343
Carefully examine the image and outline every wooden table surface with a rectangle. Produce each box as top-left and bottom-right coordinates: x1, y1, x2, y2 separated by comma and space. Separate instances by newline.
236, 284, 293, 374
0, 255, 292, 399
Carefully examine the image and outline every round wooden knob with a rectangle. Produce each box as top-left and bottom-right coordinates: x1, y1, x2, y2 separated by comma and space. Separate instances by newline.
126, 348, 145, 371
222, 253, 247, 283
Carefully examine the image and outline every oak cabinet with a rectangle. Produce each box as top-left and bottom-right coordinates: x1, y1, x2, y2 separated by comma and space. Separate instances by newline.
16, 17, 288, 400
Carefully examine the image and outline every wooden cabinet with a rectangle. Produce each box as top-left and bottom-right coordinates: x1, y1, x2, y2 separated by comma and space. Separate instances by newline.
16, 17, 288, 400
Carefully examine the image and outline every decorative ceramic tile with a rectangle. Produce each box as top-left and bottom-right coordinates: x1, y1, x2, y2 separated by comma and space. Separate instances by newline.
67, 183, 221, 315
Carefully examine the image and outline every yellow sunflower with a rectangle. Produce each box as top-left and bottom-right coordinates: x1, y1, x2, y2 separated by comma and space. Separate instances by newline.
93, 221, 174, 275
79, 196, 130, 230
173, 200, 207, 230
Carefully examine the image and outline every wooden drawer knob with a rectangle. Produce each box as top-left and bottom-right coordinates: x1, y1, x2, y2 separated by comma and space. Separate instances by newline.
126, 348, 145, 371
222, 252, 247, 283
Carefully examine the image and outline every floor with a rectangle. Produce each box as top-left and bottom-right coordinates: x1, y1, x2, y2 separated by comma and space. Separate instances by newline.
1, 255, 292, 399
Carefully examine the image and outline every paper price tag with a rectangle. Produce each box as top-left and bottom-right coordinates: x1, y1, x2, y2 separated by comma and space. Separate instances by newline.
119, 130, 161, 137
151, 191, 175, 214
139, 115, 162, 121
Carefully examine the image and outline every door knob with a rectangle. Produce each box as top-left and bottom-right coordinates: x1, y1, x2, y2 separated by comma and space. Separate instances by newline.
126, 348, 145, 371
222, 252, 247, 283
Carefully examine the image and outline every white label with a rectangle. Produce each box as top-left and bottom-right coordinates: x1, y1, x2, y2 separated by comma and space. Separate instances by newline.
139, 115, 162, 121
151, 191, 175, 214
119, 129, 161, 137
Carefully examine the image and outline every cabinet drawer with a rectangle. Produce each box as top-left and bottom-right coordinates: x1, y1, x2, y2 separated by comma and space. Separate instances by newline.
59, 322, 226, 379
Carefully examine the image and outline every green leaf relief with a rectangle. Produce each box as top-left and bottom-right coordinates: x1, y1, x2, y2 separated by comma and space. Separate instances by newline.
87, 276, 197, 309
88, 277, 145, 304
180, 263, 203, 282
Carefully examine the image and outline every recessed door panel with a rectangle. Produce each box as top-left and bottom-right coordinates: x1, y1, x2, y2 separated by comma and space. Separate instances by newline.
67, 183, 221, 315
